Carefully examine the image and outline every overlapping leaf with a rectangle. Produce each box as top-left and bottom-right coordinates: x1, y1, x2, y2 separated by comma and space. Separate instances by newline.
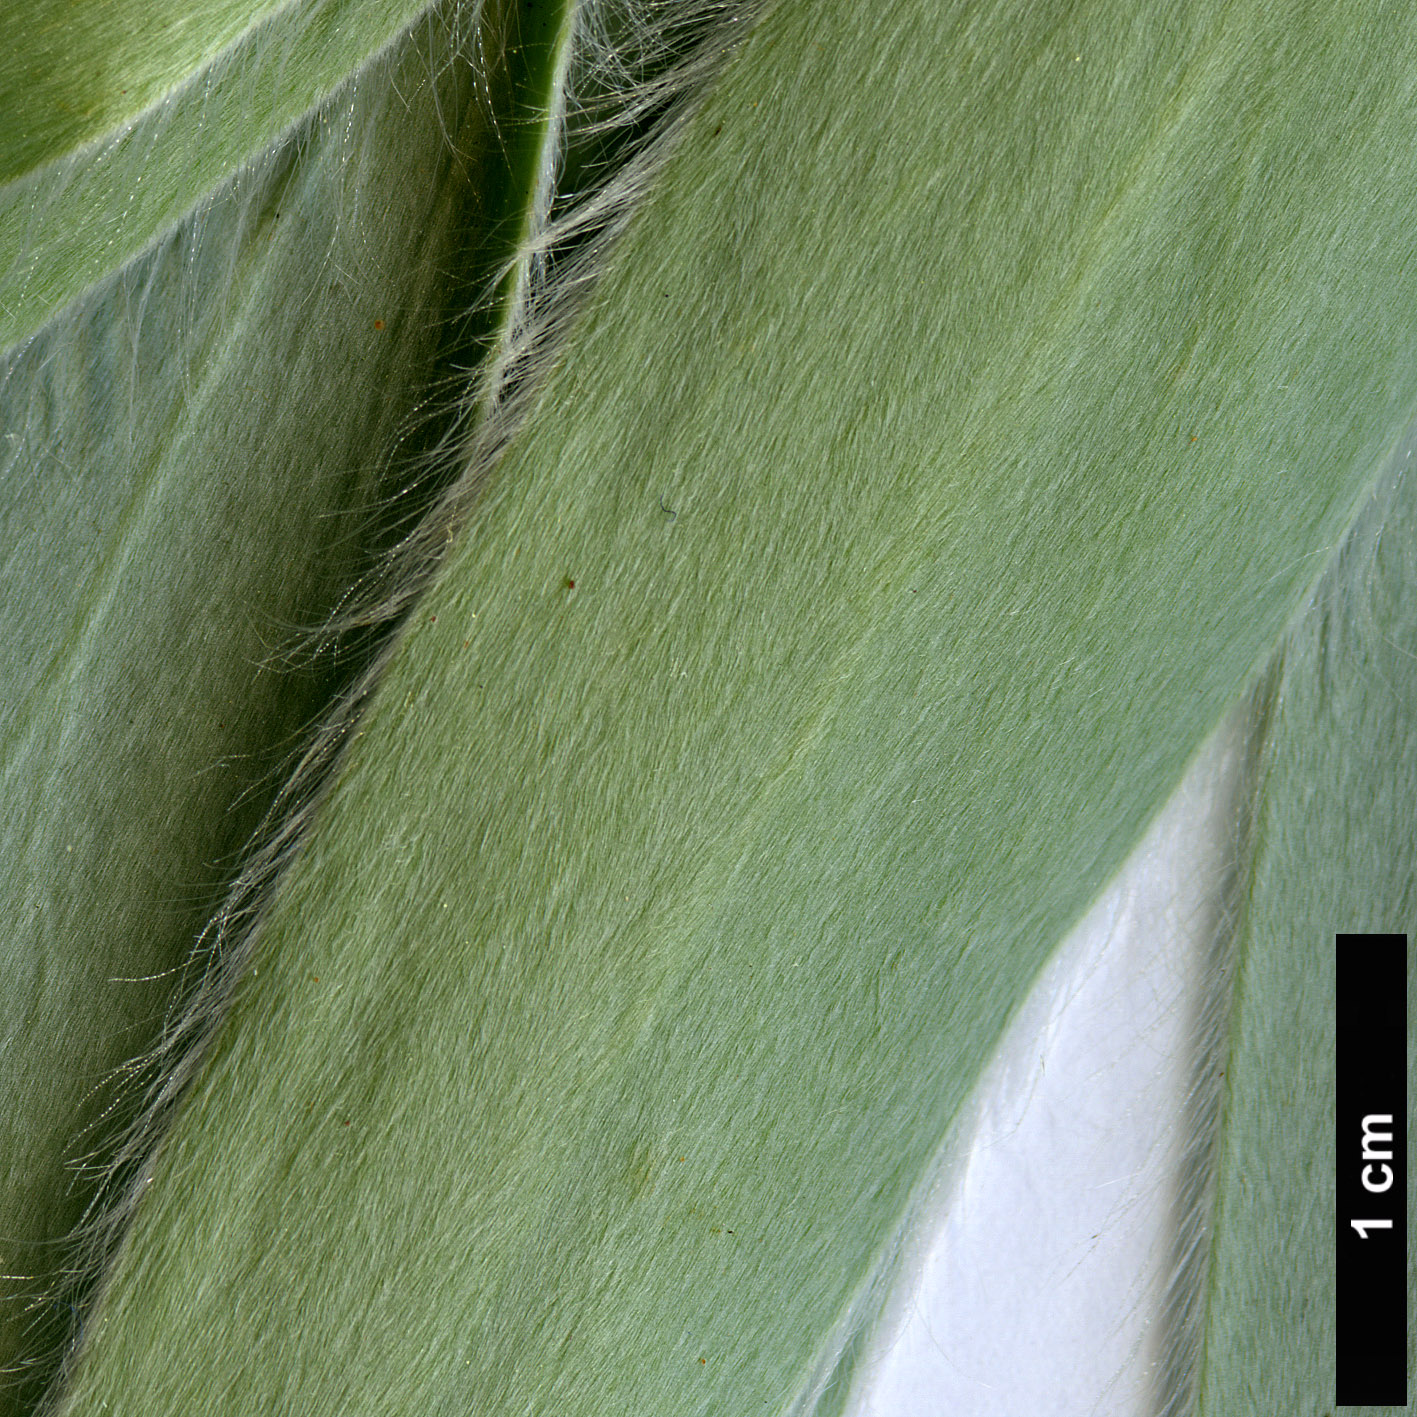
1, 0, 570, 1402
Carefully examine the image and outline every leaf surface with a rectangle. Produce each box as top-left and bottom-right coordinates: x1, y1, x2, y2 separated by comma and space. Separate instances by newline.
31, 2, 1417, 1414
0, 0, 569, 1401
1188, 458, 1416, 1414
0, 0, 439, 352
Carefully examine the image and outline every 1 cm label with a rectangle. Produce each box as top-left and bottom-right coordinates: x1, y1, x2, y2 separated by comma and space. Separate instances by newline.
1349, 1113, 1397, 1240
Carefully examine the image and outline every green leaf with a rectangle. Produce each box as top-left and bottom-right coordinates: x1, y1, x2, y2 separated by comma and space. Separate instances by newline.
1188, 461, 1417, 1413
0, 0, 439, 352
3, 0, 1413, 1412
0, 0, 573, 1401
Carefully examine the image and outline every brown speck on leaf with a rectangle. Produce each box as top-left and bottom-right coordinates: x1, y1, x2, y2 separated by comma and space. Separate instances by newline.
373, 319, 385, 330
